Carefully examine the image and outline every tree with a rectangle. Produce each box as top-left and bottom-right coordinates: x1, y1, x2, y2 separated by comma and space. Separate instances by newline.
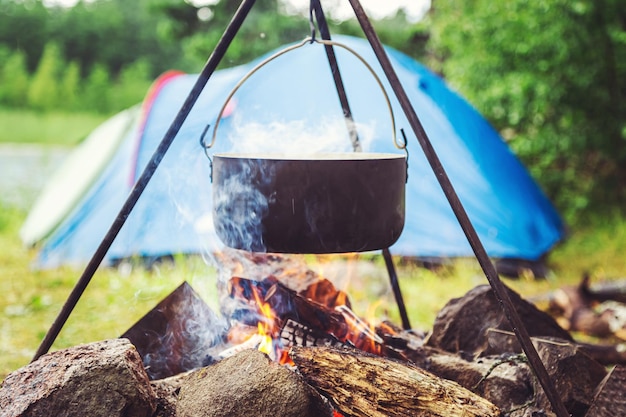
427, 0, 626, 221
111, 58, 153, 109
0, 0, 50, 71
0, 48, 30, 107
81, 63, 111, 113
59, 61, 81, 111
151, 0, 309, 69
27, 42, 62, 111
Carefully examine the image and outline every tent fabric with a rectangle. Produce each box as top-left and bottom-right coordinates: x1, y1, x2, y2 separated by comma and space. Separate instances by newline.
25, 35, 565, 269
19, 105, 140, 246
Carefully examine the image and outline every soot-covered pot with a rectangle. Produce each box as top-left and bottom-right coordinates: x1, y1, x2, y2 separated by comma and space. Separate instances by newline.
212, 152, 406, 253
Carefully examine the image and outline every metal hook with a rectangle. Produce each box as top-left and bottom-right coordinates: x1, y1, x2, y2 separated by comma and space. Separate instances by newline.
401, 128, 409, 183
199, 123, 214, 182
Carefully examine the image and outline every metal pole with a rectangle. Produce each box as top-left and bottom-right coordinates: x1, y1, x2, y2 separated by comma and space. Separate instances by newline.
31, 0, 257, 362
311, 0, 360, 152
312, 0, 411, 328
347, 1, 570, 416
382, 248, 411, 330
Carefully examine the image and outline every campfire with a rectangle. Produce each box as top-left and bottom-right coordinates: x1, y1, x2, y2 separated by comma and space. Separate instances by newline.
4, 1, 625, 415
4, 250, 626, 417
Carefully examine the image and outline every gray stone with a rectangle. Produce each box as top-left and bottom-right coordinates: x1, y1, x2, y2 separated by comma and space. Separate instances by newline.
177, 349, 333, 417
0, 338, 156, 417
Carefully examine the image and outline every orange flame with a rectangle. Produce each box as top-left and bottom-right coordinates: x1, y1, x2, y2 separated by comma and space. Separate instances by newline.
253, 289, 277, 357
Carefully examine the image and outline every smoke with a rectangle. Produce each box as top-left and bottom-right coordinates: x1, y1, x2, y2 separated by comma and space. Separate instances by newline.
212, 159, 270, 253
223, 115, 376, 155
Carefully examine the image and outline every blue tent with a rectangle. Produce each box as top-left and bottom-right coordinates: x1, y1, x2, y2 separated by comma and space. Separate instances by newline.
24, 35, 565, 269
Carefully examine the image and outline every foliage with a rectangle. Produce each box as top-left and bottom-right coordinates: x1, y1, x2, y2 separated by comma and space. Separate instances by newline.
81, 63, 111, 113
427, 0, 626, 222
110, 59, 153, 111
0, 47, 30, 106
26, 42, 62, 111
336, 10, 430, 60
59, 61, 81, 110
0, 0, 192, 114
152, 0, 310, 69
0, 0, 189, 77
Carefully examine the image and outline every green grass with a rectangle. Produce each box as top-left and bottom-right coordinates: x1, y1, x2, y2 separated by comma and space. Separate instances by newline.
0, 108, 107, 146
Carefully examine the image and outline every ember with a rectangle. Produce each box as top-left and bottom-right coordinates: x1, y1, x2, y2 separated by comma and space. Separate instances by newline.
225, 274, 395, 362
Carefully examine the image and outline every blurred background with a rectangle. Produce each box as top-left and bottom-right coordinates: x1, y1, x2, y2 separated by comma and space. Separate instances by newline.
1, 0, 625, 379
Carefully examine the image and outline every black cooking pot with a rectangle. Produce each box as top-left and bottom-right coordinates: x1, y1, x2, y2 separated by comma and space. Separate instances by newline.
203, 38, 408, 253
212, 152, 406, 253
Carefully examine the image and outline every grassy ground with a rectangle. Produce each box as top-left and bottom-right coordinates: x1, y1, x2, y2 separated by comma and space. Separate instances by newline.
0, 108, 107, 145
1, 110, 625, 381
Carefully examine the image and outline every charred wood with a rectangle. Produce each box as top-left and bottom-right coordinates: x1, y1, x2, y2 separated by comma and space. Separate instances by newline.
228, 276, 396, 357
579, 274, 626, 305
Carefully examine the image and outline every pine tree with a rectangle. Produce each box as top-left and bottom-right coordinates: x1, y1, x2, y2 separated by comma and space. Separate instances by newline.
59, 61, 81, 111
0, 49, 30, 107
82, 63, 111, 113
27, 42, 63, 111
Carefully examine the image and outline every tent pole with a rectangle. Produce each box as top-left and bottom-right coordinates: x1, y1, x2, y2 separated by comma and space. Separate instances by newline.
31, 0, 257, 362
346, 1, 569, 416
311, 0, 412, 330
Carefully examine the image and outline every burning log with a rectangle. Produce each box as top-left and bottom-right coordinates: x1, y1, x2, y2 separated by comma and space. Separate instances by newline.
289, 345, 501, 417
227, 276, 396, 357
215, 249, 352, 308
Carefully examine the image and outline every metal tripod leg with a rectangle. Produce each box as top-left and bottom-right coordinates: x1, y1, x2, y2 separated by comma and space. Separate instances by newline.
347, 1, 569, 415
32, 0, 258, 362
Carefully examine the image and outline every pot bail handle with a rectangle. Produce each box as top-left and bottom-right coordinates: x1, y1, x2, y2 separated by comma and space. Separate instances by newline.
200, 36, 406, 153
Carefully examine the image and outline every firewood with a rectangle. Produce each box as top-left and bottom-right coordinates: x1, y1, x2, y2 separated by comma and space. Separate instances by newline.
579, 274, 626, 305
376, 328, 537, 413
228, 276, 395, 356
289, 345, 501, 417
577, 341, 626, 366
549, 274, 626, 338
